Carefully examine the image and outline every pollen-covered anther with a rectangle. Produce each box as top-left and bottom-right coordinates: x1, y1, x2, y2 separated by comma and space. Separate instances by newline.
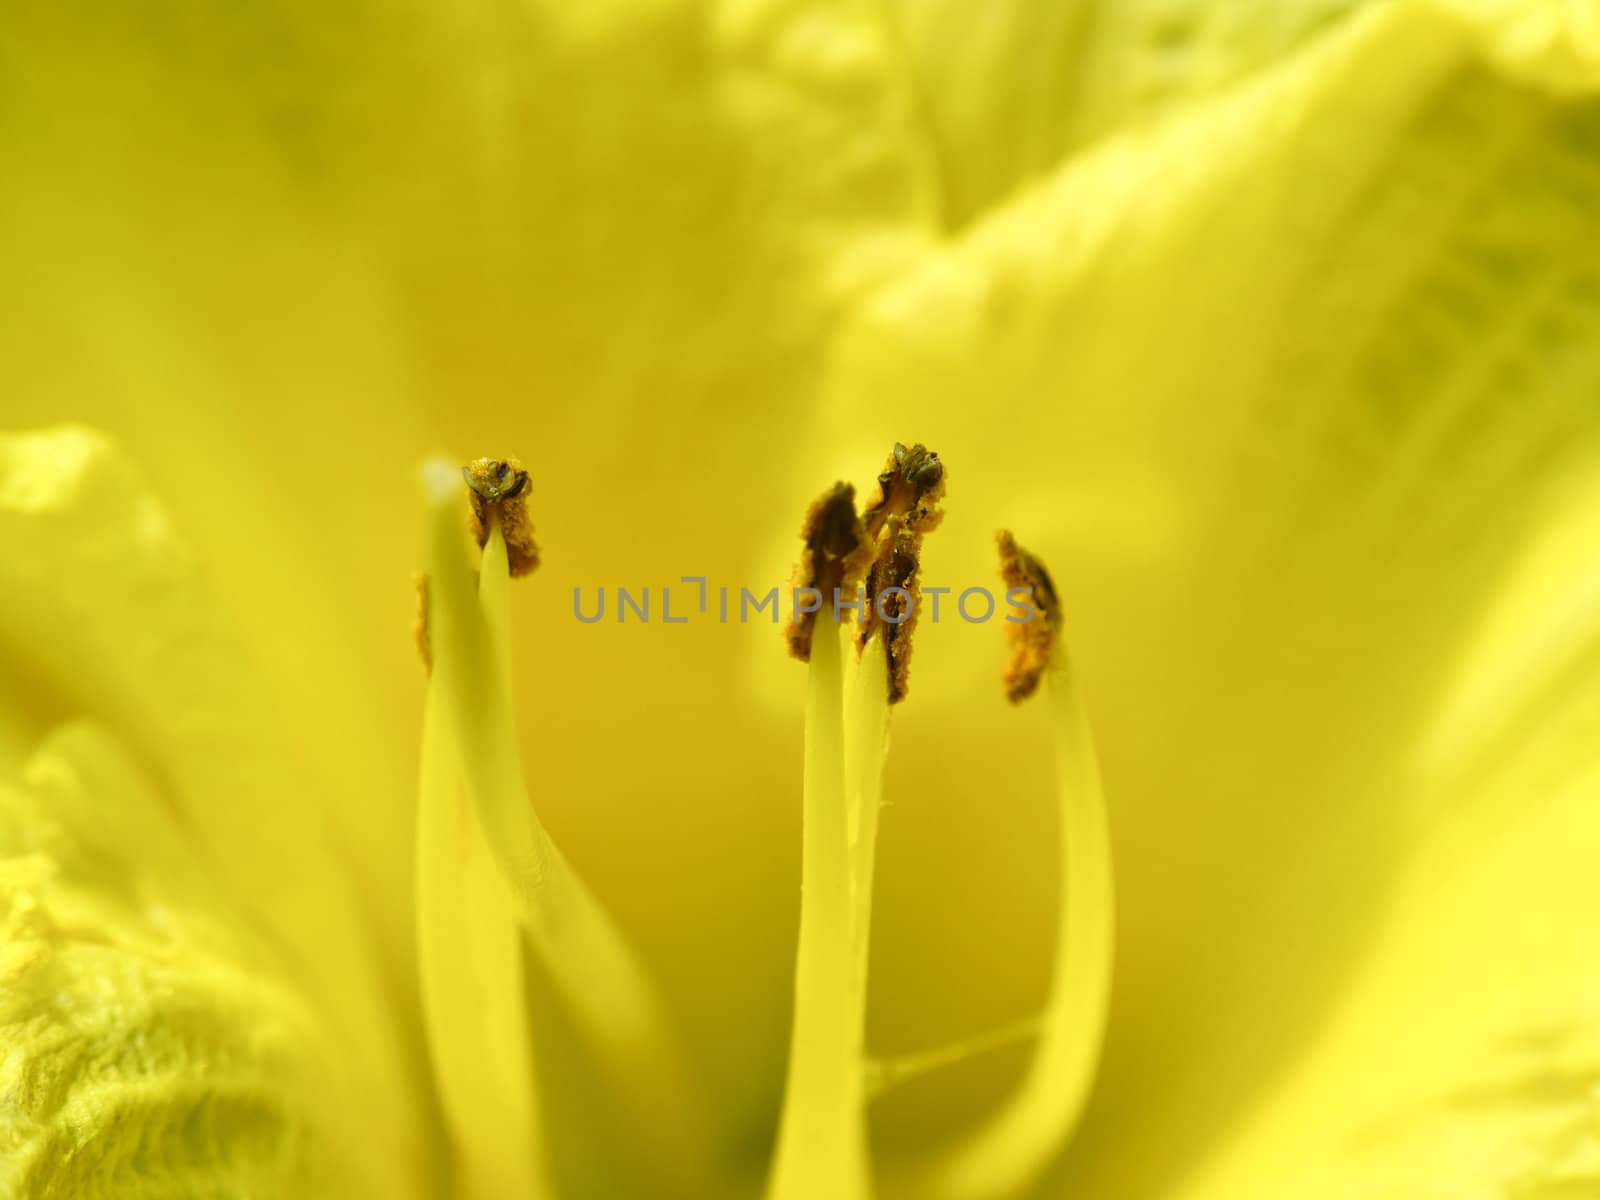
997, 530, 1060, 703
859, 442, 947, 704
785, 482, 870, 662
463, 456, 540, 577
861, 441, 945, 542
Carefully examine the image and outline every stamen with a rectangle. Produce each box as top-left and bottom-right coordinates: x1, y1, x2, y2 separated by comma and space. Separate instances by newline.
463, 456, 540, 577
767, 604, 870, 1200
845, 632, 891, 1017
860, 442, 945, 543
785, 482, 870, 662
418, 459, 708, 1193
768, 462, 938, 1200
857, 442, 946, 703
908, 537, 1114, 1199
415, 665, 546, 1198
997, 530, 1060, 702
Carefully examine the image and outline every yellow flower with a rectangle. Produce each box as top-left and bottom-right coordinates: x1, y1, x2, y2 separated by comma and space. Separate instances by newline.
3, 0, 1600, 1197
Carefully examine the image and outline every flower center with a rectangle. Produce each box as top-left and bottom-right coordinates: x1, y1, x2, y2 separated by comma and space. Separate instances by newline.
766, 456, 1116, 1200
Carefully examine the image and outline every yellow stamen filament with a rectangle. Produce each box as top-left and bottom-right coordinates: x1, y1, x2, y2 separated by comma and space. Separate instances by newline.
767, 609, 871, 1200
864, 1015, 1041, 1099
770, 463, 916, 1200
852, 636, 1068, 1107
767, 449, 947, 1198
846, 634, 891, 1023
913, 648, 1114, 1199
415, 677, 546, 1198
419, 460, 708, 1193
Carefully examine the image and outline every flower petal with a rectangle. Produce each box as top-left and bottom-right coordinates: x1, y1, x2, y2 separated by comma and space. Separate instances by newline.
820, 1, 1600, 1193
1173, 459, 1600, 1196
1432, 0, 1600, 92
878, 0, 1373, 229
1, 723, 334, 1196
0, 428, 435, 1196
1175, 530, 1600, 1196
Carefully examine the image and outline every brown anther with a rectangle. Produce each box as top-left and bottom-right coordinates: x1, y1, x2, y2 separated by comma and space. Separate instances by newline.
413, 571, 432, 674
463, 456, 540, 577
997, 530, 1059, 703
859, 442, 947, 703
861, 442, 945, 543
785, 483, 871, 662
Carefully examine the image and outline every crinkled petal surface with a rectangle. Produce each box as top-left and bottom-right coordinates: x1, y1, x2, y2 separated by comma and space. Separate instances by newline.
0, 724, 330, 1198
0, 429, 432, 1197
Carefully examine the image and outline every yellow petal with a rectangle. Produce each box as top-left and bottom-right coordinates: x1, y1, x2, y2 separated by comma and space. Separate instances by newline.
820, 1, 1600, 1192
0, 723, 335, 1196
1177, 482, 1600, 1195
0, 428, 434, 1196
1177, 456, 1600, 1197
1432, 0, 1600, 92
880, 0, 1376, 228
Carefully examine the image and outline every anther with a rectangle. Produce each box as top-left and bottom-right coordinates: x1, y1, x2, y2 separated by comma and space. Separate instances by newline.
786, 483, 871, 662
862, 442, 944, 543
858, 442, 946, 703
996, 530, 1059, 702
463, 456, 540, 577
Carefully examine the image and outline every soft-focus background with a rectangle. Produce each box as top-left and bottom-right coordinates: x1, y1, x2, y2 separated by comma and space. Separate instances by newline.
4, 1, 1600, 1196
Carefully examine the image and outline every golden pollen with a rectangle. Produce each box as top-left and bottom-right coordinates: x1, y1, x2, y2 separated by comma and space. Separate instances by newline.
463, 456, 540, 577
785, 482, 870, 662
859, 441, 946, 704
996, 529, 1059, 703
